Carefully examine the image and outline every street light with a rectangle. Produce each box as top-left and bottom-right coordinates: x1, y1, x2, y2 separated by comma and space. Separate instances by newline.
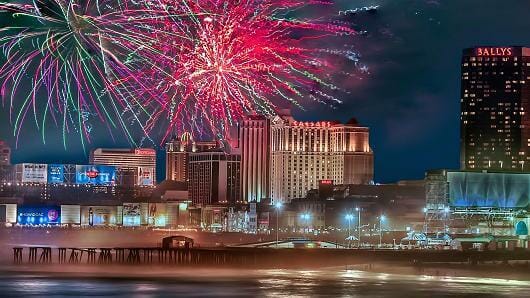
379, 214, 386, 248
356, 207, 362, 248
345, 214, 354, 247
274, 202, 283, 248
300, 213, 311, 233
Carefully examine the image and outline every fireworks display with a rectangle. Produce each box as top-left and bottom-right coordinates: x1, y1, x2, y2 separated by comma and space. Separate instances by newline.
0, 0, 365, 146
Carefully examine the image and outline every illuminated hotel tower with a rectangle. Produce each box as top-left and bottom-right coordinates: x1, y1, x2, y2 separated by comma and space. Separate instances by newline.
460, 46, 530, 171
90, 148, 157, 185
165, 133, 217, 182
270, 111, 374, 203
240, 115, 271, 203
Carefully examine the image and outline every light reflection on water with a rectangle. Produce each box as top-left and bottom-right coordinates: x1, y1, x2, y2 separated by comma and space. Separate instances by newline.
1, 268, 530, 297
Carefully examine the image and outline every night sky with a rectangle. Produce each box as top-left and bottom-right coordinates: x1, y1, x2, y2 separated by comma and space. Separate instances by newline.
1, 0, 529, 183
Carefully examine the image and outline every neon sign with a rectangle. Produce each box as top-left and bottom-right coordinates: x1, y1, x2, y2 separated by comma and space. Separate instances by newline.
476, 47, 513, 57
135, 148, 156, 156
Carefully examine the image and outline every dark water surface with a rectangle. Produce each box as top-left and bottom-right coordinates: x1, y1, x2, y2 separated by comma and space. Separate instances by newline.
1, 268, 530, 297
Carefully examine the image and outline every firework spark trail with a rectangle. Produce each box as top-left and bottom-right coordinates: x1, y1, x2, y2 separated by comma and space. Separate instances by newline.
0, 0, 366, 146
120, 0, 360, 142
0, 0, 159, 148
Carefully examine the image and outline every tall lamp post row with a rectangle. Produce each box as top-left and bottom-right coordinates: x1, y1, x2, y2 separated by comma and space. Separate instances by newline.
274, 203, 387, 248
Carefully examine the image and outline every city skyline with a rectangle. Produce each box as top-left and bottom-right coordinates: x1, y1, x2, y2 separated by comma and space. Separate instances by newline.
2, 2, 530, 296
1, 0, 529, 185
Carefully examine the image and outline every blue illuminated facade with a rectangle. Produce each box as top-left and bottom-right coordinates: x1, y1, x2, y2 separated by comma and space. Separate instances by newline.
17, 206, 61, 225
448, 171, 530, 209
75, 165, 116, 185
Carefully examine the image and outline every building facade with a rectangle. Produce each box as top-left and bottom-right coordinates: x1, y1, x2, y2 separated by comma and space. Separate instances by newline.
188, 151, 241, 205
460, 46, 530, 171
240, 115, 270, 203
165, 133, 217, 183
0, 140, 10, 166
424, 169, 530, 235
270, 112, 373, 203
90, 148, 156, 186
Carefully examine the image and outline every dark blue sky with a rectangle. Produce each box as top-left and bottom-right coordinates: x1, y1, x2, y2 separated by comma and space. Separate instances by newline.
1, 0, 529, 183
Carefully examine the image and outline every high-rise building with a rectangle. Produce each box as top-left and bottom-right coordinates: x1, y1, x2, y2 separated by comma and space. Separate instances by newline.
0, 140, 11, 166
90, 148, 157, 186
165, 133, 217, 183
270, 111, 374, 203
188, 151, 241, 206
460, 46, 530, 171
240, 115, 270, 203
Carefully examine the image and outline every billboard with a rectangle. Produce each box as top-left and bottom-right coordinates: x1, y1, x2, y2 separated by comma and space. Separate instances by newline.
137, 167, 154, 186
148, 203, 167, 227
448, 171, 530, 208
21, 163, 48, 183
123, 203, 141, 226
61, 205, 81, 224
17, 206, 61, 225
48, 164, 64, 184
81, 206, 117, 226
76, 165, 116, 185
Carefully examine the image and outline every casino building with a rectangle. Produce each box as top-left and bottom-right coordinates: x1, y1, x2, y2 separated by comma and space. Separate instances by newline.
90, 148, 157, 186
460, 46, 530, 171
165, 133, 218, 183
270, 110, 374, 203
239, 115, 271, 203
188, 151, 241, 206
425, 169, 530, 238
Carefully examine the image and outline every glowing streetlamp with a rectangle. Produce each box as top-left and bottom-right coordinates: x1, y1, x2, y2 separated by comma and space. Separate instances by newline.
356, 207, 362, 247
345, 214, 354, 248
274, 202, 283, 247
300, 213, 311, 233
379, 214, 386, 248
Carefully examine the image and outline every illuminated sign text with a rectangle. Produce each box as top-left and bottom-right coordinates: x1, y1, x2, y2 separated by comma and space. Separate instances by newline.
476, 47, 513, 57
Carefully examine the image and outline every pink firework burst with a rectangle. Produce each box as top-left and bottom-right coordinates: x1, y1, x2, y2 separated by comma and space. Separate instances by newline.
124, 0, 357, 142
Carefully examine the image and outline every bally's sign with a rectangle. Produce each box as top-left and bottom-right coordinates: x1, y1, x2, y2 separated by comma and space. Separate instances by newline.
476, 47, 513, 57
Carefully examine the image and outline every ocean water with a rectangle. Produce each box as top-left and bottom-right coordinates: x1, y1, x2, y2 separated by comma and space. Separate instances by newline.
1, 268, 530, 297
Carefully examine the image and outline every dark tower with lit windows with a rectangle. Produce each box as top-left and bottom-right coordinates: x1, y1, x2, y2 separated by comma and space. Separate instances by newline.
460, 46, 530, 171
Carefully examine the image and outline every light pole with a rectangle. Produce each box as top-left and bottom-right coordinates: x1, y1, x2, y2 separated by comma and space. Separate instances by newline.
379, 214, 386, 248
356, 207, 361, 248
300, 213, 311, 233
275, 202, 283, 247
345, 214, 354, 247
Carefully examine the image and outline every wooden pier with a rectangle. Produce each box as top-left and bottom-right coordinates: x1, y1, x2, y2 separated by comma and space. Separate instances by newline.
12, 246, 266, 266
11, 246, 530, 268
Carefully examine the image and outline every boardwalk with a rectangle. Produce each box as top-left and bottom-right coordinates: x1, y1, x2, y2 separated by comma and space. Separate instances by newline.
11, 246, 530, 267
